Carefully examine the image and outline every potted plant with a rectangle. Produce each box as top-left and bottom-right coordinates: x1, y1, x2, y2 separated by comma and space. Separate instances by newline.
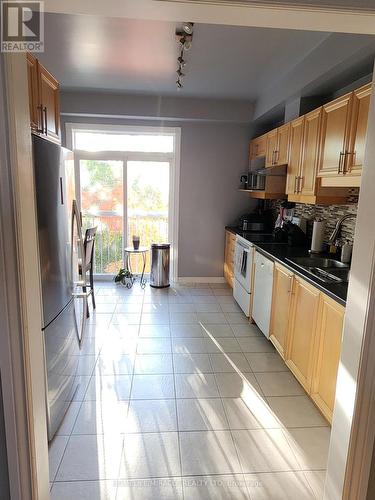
114, 267, 133, 287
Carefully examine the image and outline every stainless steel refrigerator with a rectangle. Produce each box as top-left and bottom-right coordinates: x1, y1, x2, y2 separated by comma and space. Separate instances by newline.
32, 134, 83, 441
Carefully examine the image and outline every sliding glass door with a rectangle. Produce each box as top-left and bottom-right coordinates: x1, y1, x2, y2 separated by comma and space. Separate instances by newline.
126, 160, 170, 273
80, 159, 124, 274
78, 156, 171, 276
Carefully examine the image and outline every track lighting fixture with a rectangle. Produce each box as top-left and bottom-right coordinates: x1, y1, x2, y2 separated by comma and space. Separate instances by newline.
177, 55, 186, 67
182, 22, 194, 35
175, 22, 194, 89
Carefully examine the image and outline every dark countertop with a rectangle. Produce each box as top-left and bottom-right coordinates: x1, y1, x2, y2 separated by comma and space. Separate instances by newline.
225, 226, 276, 243
226, 226, 348, 306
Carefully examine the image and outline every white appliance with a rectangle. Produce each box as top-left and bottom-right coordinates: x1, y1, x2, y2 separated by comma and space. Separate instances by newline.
233, 235, 255, 316
252, 251, 274, 338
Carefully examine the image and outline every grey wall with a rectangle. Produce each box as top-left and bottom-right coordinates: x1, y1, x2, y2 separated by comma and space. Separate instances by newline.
61, 92, 255, 277
177, 122, 252, 277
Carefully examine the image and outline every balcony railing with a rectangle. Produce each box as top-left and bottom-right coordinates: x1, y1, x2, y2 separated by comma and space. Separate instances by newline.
82, 211, 168, 274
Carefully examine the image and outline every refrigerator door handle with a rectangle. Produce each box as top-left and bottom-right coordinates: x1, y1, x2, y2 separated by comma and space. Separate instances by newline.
59, 177, 64, 205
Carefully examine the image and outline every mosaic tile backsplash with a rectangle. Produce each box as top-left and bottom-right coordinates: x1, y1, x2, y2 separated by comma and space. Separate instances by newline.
269, 192, 358, 244
293, 202, 358, 244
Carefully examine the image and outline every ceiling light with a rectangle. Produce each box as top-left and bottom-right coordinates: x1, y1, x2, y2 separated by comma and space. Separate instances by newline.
182, 22, 194, 35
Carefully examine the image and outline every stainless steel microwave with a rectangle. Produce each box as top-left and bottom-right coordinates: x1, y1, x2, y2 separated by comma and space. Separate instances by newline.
248, 171, 266, 191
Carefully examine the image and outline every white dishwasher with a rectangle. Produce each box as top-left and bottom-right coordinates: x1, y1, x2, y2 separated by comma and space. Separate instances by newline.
252, 251, 274, 338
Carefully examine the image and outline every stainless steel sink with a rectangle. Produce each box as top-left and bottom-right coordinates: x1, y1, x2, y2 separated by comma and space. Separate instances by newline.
286, 257, 349, 269
285, 256, 350, 284
328, 269, 350, 281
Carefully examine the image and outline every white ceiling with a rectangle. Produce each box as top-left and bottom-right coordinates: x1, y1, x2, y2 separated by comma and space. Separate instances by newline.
39, 13, 333, 99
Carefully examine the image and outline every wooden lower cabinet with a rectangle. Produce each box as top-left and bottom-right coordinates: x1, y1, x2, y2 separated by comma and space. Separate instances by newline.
269, 263, 294, 358
311, 294, 345, 423
224, 230, 236, 288
270, 268, 346, 423
285, 276, 320, 393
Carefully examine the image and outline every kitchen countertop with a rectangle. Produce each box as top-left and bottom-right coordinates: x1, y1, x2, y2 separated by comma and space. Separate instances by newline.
226, 226, 348, 306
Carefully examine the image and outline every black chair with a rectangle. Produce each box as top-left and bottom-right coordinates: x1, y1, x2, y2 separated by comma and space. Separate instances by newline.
79, 226, 97, 317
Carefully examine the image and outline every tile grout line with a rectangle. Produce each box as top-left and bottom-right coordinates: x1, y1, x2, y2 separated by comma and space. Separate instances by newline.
50, 423, 331, 438
53, 467, 328, 484
170, 316, 185, 500
116, 284, 146, 496
51, 297, 105, 488
57, 283, 327, 497
208, 345, 251, 499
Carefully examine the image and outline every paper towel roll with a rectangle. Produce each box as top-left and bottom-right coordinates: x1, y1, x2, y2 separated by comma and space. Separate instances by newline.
311, 220, 326, 253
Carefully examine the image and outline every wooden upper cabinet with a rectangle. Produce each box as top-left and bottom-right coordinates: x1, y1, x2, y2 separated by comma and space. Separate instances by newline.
286, 116, 304, 196
311, 294, 345, 423
269, 264, 294, 359
265, 128, 278, 167
27, 52, 41, 133
26, 53, 61, 143
277, 123, 291, 166
286, 276, 320, 393
346, 83, 372, 176
266, 124, 290, 167
319, 92, 352, 178
250, 134, 267, 160
39, 64, 60, 141
300, 107, 322, 196
318, 86, 371, 188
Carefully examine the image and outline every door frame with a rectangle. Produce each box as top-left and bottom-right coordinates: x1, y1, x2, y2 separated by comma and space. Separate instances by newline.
3, 7, 375, 500
1, 54, 49, 499
67, 124, 180, 282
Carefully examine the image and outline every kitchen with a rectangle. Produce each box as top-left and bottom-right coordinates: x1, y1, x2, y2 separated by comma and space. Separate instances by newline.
2, 3, 375, 500
225, 81, 368, 423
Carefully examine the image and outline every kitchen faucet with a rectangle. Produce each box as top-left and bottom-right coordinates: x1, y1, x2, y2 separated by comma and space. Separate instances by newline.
328, 214, 356, 245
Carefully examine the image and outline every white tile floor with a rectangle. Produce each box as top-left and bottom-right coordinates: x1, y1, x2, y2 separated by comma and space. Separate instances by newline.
50, 281, 329, 499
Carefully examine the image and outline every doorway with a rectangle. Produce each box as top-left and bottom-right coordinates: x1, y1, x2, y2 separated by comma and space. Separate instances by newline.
68, 124, 180, 280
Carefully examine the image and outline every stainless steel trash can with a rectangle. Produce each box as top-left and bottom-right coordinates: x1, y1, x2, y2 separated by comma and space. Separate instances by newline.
150, 243, 170, 288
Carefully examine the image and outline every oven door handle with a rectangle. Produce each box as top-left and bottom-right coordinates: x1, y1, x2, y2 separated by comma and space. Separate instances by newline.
240, 248, 249, 277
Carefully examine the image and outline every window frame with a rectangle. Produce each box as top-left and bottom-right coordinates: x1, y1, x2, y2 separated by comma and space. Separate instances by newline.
66, 123, 181, 282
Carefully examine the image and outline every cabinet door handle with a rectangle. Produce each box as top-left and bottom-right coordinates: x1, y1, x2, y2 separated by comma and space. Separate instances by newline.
275, 150, 279, 164
298, 176, 303, 193
294, 176, 298, 194
288, 275, 293, 293
344, 151, 355, 174
43, 107, 48, 135
343, 151, 348, 175
37, 105, 44, 133
338, 152, 345, 174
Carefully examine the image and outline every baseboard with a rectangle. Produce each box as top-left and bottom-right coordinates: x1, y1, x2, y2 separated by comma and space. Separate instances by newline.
178, 277, 226, 284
